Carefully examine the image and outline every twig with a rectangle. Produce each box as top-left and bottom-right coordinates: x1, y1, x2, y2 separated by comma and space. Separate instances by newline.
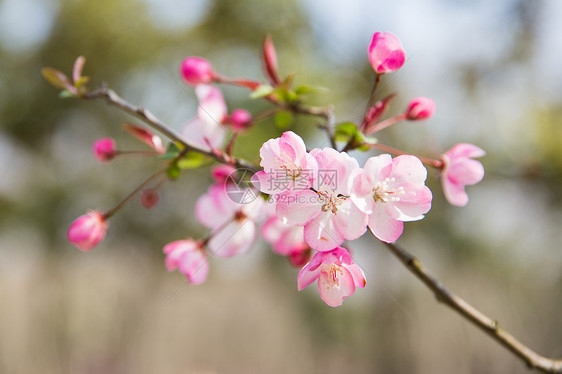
84, 85, 259, 172
383, 242, 562, 373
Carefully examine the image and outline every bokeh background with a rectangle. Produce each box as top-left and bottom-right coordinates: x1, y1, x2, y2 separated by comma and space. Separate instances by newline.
0, 0, 561, 373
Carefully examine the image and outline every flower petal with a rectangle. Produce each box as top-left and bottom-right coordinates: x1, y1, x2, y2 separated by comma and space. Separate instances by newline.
208, 219, 256, 257
275, 190, 320, 225
304, 212, 344, 251
317, 266, 355, 307
332, 200, 368, 240
368, 204, 404, 242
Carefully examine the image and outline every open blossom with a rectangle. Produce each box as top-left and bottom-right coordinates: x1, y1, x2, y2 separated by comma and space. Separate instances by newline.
195, 181, 264, 257
252, 131, 318, 194
67, 211, 108, 251
297, 247, 366, 307
276, 148, 368, 252
405, 97, 435, 121
181, 84, 227, 150
163, 239, 208, 284
180, 57, 215, 85
93, 138, 116, 161
350, 154, 432, 243
368, 32, 406, 74
441, 144, 485, 206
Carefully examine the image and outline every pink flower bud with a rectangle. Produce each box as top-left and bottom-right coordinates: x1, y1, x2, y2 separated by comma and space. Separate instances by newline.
368, 32, 406, 74
405, 97, 435, 120
229, 109, 253, 130
140, 189, 159, 209
67, 211, 108, 251
211, 164, 236, 185
93, 138, 116, 161
261, 34, 281, 85
122, 123, 165, 154
180, 57, 215, 85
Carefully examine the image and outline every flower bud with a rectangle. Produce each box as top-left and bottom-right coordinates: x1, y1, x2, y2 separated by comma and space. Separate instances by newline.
140, 188, 159, 209
211, 164, 236, 185
92, 138, 116, 161
368, 32, 406, 74
405, 97, 435, 120
229, 109, 253, 130
67, 211, 108, 251
180, 57, 215, 85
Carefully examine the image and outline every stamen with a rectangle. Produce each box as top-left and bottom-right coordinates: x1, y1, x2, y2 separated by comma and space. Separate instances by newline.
373, 177, 405, 203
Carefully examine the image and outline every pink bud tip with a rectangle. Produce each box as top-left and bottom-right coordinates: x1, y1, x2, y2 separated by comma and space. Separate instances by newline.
180, 57, 215, 85
405, 97, 435, 120
229, 109, 253, 130
67, 211, 108, 251
211, 164, 236, 185
140, 189, 159, 209
368, 32, 406, 74
93, 138, 116, 162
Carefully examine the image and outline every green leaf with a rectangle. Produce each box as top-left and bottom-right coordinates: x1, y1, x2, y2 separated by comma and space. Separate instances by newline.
334, 122, 360, 143
58, 90, 76, 99
74, 76, 90, 89
41, 67, 71, 90
157, 143, 180, 160
294, 85, 328, 95
177, 151, 212, 169
274, 111, 293, 129
167, 163, 181, 180
250, 84, 274, 99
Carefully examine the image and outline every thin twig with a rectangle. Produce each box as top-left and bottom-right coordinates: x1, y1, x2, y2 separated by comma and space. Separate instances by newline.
383, 242, 562, 373
84, 85, 259, 172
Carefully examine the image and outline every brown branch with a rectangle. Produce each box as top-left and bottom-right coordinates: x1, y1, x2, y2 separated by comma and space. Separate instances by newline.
288, 102, 337, 148
84, 85, 259, 172
383, 242, 562, 373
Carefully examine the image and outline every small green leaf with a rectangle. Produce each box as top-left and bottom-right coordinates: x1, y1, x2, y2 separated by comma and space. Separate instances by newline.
177, 151, 212, 169
74, 76, 90, 89
41, 67, 71, 90
334, 122, 360, 143
58, 90, 75, 99
294, 85, 328, 95
250, 84, 274, 99
167, 163, 181, 180
157, 143, 180, 160
274, 111, 293, 129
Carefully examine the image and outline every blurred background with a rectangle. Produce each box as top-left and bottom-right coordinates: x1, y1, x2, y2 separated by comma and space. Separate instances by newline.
0, 0, 561, 373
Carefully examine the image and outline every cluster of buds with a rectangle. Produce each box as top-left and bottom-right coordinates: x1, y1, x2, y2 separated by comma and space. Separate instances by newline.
48, 32, 485, 307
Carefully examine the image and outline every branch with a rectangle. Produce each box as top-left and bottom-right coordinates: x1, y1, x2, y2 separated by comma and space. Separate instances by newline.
383, 242, 562, 373
289, 102, 337, 148
84, 85, 259, 172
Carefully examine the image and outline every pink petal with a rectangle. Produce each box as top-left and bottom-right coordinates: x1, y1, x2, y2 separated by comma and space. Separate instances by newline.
363, 154, 393, 183
196, 84, 227, 124
318, 266, 356, 307
297, 253, 324, 291
390, 155, 428, 185
447, 158, 485, 186
181, 117, 226, 150
392, 184, 432, 221
343, 263, 367, 288
368, 204, 404, 243
275, 190, 320, 225
275, 225, 307, 255
332, 200, 368, 240
178, 250, 209, 285
122, 123, 165, 154
208, 219, 256, 257
441, 177, 469, 207
304, 213, 344, 251
446, 143, 485, 159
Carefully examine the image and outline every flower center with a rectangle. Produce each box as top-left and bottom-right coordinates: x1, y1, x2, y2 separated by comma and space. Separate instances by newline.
317, 187, 346, 214
275, 153, 302, 180
373, 177, 405, 203
321, 263, 343, 287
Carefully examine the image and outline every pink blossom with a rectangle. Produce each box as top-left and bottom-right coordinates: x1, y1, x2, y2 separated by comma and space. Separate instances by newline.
195, 183, 264, 257
140, 188, 159, 209
368, 32, 406, 74
122, 123, 165, 154
350, 154, 432, 243
67, 211, 108, 251
276, 148, 368, 252
180, 57, 215, 85
297, 247, 366, 307
405, 97, 435, 120
163, 239, 208, 284
92, 138, 116, 162
181, 84, 228, 150
441, 144, 485, 206
229, 109, 253, 130
211, 164, 236, 185
252, 131, 318, 194
261, 215, 308, 255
